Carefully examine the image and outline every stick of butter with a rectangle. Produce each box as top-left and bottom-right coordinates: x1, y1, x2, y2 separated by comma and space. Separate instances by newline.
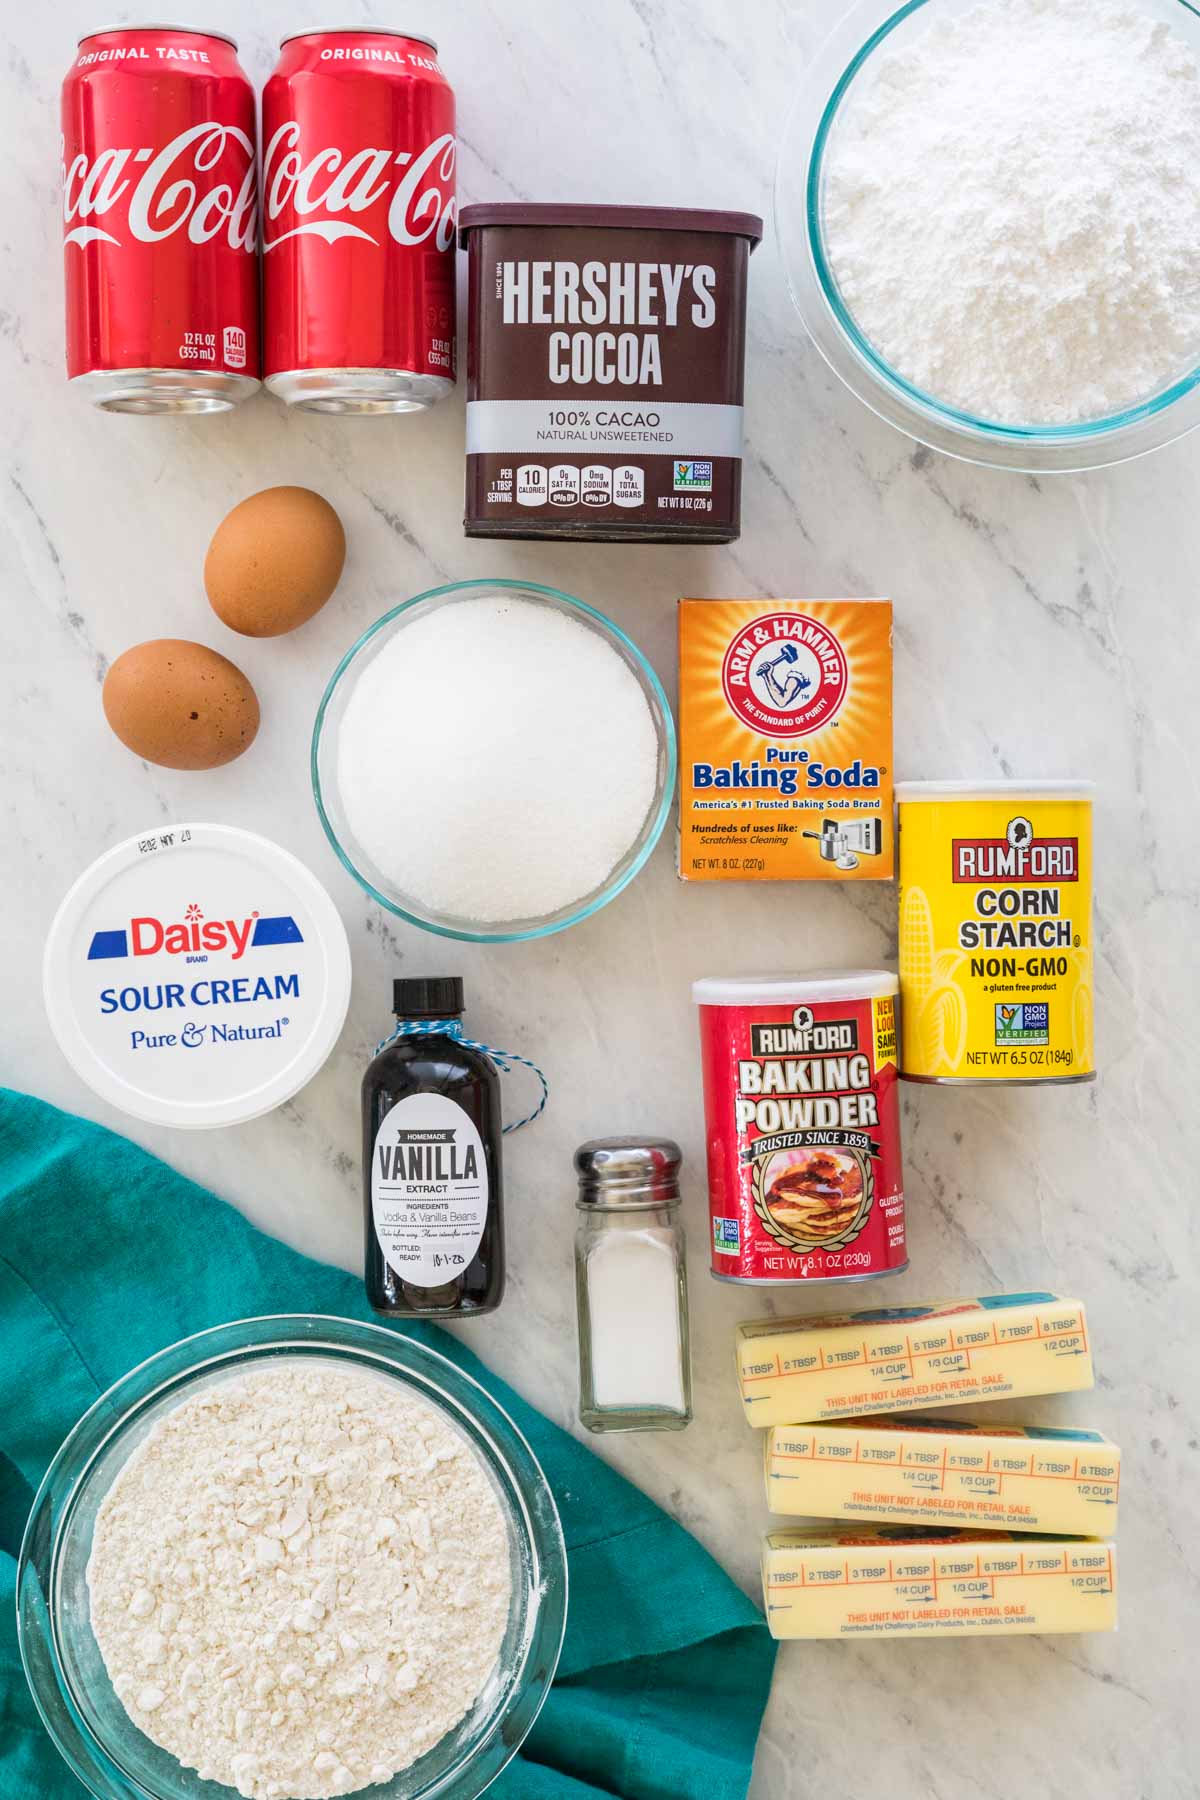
762, 1527, 1117, 1640
764, 1417, 1119, 1536
736, 1293, 1093, 1427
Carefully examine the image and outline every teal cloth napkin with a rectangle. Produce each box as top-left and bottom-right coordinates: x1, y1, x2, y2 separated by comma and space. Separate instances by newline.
0, 1088, 775, 1800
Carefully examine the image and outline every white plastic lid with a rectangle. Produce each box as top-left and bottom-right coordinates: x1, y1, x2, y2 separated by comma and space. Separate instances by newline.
895, 780, 1094, 802
43, 824, 352, 1129
692, 970, 898, 1006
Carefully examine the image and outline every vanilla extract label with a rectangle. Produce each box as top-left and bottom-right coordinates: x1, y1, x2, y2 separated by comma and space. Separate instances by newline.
371, 1092, 489, 1286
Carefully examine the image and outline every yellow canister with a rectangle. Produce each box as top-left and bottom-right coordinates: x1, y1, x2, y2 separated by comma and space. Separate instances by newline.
897, 781, 1094, 1085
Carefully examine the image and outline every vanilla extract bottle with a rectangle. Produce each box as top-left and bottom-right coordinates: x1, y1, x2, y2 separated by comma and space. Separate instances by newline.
363, 978, 505, 1318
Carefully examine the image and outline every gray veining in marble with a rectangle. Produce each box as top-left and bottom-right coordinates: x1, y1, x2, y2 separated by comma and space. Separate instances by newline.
2, 3, 1198, 1795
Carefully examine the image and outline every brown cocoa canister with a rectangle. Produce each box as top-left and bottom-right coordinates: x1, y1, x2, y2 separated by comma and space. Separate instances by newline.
460, 204, 762, 543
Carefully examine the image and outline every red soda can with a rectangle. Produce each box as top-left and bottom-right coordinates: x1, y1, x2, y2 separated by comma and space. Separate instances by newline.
61, 27, 259, 413
262, 29, 456, 413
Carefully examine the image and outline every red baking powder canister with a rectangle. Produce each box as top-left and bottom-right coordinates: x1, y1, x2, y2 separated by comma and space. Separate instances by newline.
262, 29, 456, 413
62, 26, 259, 412
693, 973, 907, 1286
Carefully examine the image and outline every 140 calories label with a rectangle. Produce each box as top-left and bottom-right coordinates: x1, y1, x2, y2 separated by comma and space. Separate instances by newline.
371, 1093, 488, 1288
698, 991, 906, 1286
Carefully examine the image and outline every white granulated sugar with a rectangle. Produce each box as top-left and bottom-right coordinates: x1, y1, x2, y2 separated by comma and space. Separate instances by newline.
820, 0, 1200, 425
336, 595, 659, 922
87, 1363, 511, 1800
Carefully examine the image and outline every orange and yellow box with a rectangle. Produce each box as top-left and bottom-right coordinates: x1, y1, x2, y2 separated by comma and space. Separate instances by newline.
677, 599, 893, 882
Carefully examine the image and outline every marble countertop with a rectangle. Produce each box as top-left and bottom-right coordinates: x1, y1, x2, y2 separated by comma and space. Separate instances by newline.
4, 2, 1198, 1795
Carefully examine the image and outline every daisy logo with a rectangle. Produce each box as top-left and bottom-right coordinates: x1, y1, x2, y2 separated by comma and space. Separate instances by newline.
720, 611, 849, 738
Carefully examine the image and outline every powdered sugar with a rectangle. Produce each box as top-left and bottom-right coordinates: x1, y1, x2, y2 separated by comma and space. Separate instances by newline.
820, 0, 1200, 425
335, 593, 660, 922
87, 1362, 511, 1800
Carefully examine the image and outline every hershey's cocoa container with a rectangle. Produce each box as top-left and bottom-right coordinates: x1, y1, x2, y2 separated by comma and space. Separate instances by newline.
61, 27, 259, 412
460, 204, 763, 542
693, 973, 907, 1287
262, 29, 456, 413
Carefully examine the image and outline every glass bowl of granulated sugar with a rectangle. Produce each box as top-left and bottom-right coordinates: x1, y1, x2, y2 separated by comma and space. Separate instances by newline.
777, 0, 1200, 471
18, 1315, 567, 1800
312, 578, 676, 943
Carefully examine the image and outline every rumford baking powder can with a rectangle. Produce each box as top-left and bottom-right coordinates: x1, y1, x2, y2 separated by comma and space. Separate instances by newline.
897, 781, 1095, 1085
693, 973, 906, 1286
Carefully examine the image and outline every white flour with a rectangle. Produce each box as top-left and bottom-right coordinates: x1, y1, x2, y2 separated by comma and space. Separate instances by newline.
87, 1363, 511, 1800
820, 0, 1200, 425
336, 594, 660, 922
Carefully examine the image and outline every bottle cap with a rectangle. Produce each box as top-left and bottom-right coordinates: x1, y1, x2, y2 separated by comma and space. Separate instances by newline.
393, 976, 465, 1019
43, 823, 351, 1129
574, 1137, 682, 1206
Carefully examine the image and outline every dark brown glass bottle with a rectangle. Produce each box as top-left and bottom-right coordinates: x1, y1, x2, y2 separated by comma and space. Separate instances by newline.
363, 977, 505, 1318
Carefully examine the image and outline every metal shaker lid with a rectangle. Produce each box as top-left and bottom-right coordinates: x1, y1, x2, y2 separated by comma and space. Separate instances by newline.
574, 1137, 682, 1206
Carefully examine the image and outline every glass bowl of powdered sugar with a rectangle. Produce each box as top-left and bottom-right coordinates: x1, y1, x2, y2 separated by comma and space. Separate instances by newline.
776, 0, 1200, 471
312, 578, 676, 943
17, 1315, 567, 1800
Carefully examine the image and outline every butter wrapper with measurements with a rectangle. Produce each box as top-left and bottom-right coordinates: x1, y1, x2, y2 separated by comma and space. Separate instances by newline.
764, 1417, 1118, 1536
736, 1293, 1094, 1428
761, 1527, 1117, 1641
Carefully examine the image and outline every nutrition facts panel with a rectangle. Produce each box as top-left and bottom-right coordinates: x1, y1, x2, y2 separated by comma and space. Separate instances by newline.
500, 463, 647, 509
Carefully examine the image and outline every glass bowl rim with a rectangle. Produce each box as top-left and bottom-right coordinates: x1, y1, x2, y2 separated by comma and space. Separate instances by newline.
17, 1313, 568, 1800
776, 0, 1200, 472
311, 576, 677, 944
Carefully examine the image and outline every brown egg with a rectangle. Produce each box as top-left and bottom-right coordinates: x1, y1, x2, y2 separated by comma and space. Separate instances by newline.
204, 485, 346, 637
102, 640, 260, 770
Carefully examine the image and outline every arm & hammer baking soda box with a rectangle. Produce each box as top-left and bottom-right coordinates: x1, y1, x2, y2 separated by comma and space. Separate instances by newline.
677, 599, 893, 881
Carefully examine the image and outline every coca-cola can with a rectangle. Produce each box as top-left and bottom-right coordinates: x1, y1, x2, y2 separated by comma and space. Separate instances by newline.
62, 26, 259, 413
262, 29, 456, 413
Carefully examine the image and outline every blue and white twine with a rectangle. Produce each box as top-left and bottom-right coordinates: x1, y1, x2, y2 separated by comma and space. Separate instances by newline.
375, 1017, 549, 1134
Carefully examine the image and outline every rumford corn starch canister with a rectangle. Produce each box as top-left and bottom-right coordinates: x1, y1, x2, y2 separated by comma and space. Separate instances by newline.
898, 781, 1095, 1085
694, 973, 906, 1287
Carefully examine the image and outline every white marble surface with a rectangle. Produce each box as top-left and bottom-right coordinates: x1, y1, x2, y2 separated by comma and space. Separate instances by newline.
3, 2, 1198, 1795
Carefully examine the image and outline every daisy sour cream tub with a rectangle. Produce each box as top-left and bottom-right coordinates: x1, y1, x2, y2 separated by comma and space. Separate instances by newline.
43, 823, 351, 1127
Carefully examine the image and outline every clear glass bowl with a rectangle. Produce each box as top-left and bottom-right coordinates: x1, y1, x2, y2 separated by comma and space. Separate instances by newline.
312, 578, 676, 944
17, 1316, 568, 1800
776, 0, 1200, 472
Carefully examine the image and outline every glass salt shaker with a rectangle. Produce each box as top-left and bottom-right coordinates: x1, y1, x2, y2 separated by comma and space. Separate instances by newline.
574, 1137, 692, 1433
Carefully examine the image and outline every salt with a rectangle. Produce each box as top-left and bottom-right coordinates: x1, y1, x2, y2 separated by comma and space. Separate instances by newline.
336, 594, 660, 922
819, 0, 1200, 426
586, 1229, 686, 1413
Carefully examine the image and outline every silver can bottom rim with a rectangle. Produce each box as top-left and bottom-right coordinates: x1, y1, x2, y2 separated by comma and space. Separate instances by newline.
900, 1071, 1096, 1087
266, 367, 454, 414
70, 368, 259, 414
711, 1261, 909, 1287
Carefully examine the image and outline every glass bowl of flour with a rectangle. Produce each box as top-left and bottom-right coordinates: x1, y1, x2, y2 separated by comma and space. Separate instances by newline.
17, 1316, 567, 1800
312, 579, 676, 943
777, 0, 1200, 470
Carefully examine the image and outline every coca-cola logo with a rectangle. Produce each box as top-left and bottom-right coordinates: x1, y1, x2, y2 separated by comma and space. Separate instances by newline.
62, 123, 257, 252
262, 123, 456, 253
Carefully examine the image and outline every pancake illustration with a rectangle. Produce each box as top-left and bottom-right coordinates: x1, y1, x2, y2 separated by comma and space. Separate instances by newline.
755, 1147, 872, 1249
